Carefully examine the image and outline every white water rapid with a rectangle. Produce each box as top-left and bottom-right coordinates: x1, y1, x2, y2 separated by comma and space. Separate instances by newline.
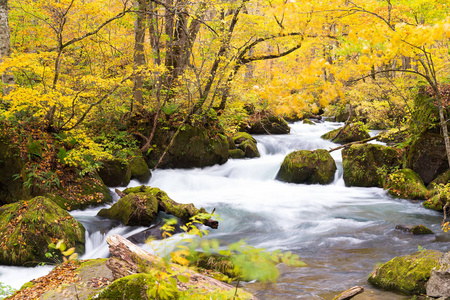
1, 121, 448, 299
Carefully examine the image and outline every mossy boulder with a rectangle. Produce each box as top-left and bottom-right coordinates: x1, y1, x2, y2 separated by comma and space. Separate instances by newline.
406, 131, 448, 185
0, 196, 85, 266
342, 144, 404, 187
97, 191, 158, 226
230, 132, 259, 159
321, 122, 370, 144
243, 114, 290, 134
128, 150, 151, 183
368, 250, 442, 295
146, 125, 229, 169
229, 149, 245, 159
302, 119, 316, 125
384, 169, 430, 200
276, 149, 337, 184
45, 173, 112, 211
97, 158, 131, 187
428, 169, 450, 189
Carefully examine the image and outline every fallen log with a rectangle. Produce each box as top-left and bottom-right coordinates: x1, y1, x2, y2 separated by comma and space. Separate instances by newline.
106, 234, 257, 298
328, 135, 379, 153
332, 286, 364, 300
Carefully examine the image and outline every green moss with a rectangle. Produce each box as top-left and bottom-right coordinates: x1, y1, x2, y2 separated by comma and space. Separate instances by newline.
384, 169, 430, 200
368, 250, 442, 295
78, 258, 108, 269
276, 149, 336, 184
232, 132, 257, 144
229, 149, 246, 159
302, 119, 316, 125
342, 144, 404, 187
321, 122, 370, 144
410, 225, 433, 235
237, 140, 260, 158
128, 150, 151, 183
95, 273, 174, 300
20, 281, 35, 290
97, 192, 158, 226
423, 194, 445, 211
97, 158, 131, 187
0, 196, 85, 266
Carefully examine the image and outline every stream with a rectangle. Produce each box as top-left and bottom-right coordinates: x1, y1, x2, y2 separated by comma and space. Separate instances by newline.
1, 120, 449, 299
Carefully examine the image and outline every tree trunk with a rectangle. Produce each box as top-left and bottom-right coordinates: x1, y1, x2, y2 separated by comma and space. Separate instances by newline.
0, 0, 14, 95
132, 0, 147, 111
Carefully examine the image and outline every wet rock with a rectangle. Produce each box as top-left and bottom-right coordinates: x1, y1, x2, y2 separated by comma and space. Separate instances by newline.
427, 252, 450, 299
243, 114, 290, 134
384, 169, 430, 200
395, 225, 434, 235
406, 131, 448, 185
97, 158, 131, 187
97, 191, 158, 226
368, 250, 442, 295
302, 119, 316, 125
276, 149, 336, 184
342, 144, 403, 187
321, 122, 370, 144
229, 149, 246, 159
230, 132, 260, 159
0, 196, 85, 266
128, 150, 151, 183
146, 125, 229, 169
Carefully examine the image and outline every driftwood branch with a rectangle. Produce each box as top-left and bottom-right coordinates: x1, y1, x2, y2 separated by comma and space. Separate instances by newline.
333, 286, 364, 300
106, 234, 258, 298
328, 135, 380, 153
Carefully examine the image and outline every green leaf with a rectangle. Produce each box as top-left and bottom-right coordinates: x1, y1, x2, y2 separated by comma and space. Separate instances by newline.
177, 275, 189, 283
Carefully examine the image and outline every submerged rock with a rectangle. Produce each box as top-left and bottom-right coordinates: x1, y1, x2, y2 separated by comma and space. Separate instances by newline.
321, 122, 370, 144
0, 196, 85, 266
384, 169, 429, 200
342, 144, 403, 187
395, 225, 434, 235
276, 149, 336, 184
368, 250, 442, 295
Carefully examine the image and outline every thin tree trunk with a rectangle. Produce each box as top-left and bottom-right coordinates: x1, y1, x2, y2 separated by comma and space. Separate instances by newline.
132, 0, 147, 111
0, 0, 14, 95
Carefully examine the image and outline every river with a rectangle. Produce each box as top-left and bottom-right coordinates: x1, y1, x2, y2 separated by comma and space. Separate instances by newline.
1, 120, 448, 299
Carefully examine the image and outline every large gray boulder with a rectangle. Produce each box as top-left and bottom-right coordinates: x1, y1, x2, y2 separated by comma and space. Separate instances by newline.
427, 252, 450, 298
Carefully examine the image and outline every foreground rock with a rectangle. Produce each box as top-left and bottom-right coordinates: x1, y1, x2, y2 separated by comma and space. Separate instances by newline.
342, 144, 403, 187
0, 196, 85, 266
368, 250, 442, 295
427, 252, 450, 299
384, 169, 429, 200
321, 122, 370, 144
406, 131, 448, 185
276, 149, 336, 184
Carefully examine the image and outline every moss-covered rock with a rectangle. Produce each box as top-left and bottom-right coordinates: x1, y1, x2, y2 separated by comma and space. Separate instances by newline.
97, 158, 131, 187
45, 173, 112, 211
228, 149, 245, 159
230, 132, 259, 159
243, 114, 290, 134
276, 149, 336, 184
428, 169, 450, 189
237, 140, 260, 158
406, 131, 448, 185
128, 154, 151, 184
0, 196, 85, 266
384, 169, 430, 200
232, 132, 256, 145
342, 144, 404, 187
395, 225, 434, 235
321, 122, 370, 144
97, 191, 158, 226
368, 250, 442, 295
302, 119, 316, 125
95, 274, 160, 300
145, 125, 229, 169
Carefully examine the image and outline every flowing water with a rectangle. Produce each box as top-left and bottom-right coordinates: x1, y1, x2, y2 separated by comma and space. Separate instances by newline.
1, 121, 449, 299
